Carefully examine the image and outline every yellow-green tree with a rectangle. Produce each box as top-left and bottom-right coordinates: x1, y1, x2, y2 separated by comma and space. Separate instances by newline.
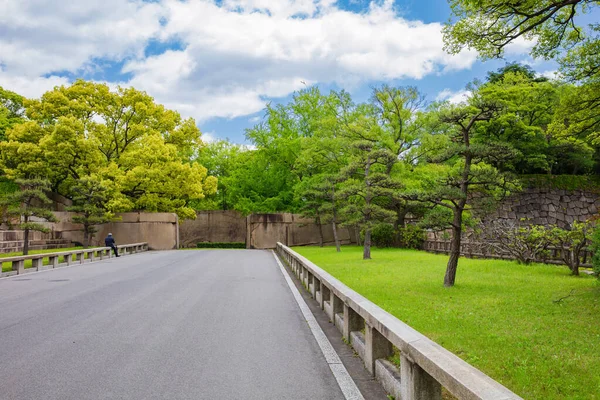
0, 80, 216, 219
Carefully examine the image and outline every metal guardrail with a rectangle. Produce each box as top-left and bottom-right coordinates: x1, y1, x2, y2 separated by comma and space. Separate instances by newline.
0, 243, 149, 278
276, 242, 522, 400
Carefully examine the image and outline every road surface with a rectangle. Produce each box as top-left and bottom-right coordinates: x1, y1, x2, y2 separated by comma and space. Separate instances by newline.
0, 250, 348, 400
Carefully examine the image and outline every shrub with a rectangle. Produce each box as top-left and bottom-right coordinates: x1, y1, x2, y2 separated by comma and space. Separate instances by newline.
196, 242, 246, 249
589, 225, 600, 278
398, 225, 425, 249
371, 223, 396, 248
485, 220, 553, 265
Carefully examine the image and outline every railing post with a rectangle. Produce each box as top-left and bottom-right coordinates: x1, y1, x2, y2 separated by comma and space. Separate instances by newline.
49, 256, 58, 268
76, 252, 84, 264
12, 260, 25, 274
32, 258, 43, 271
89, 251, 95, 262
400, 354, 442, 400
343, 304, 363, 340
64, 254, 71, 266
331, 293, 343, 327
364, 323, 393, 375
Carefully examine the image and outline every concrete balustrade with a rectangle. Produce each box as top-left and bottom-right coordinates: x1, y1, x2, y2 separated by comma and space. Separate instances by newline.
276, 242, 523, 400
1, 243, 149, 278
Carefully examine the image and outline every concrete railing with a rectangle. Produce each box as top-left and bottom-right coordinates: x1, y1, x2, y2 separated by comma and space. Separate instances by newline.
276, 242, 522, 400
0, 243, 149, 278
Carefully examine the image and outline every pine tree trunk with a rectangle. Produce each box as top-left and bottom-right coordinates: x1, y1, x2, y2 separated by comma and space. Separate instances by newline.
332, 221, 341, 253
23, 227, 30, 256
363, 228, 372, 260
83, 227, 90, 249
444, 210, 463, 287
316, 215, 324, 247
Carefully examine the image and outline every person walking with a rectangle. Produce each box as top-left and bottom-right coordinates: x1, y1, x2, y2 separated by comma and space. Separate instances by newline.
105, 233, 120, 257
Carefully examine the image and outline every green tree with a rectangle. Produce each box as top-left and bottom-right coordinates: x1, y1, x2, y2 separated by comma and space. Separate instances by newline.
67, 177, 117, 248
0, 86, 25, 142
0, 80, 217, 219
0, 179, 58, 255
419, 95, 519, 286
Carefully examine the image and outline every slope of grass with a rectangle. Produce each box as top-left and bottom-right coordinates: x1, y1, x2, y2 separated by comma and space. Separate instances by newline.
293, 246, 600, 400
1, 247, 87, 272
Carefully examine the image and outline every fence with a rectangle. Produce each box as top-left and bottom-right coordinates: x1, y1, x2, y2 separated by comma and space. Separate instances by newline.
276, 242, 522, 400
423, 239, 593, 267
0, 243, 148, 278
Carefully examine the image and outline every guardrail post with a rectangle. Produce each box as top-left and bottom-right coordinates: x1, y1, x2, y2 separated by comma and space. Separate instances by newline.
400, 354, 441, 400
32, 258, 43, 271
49, 256, 58, 268
89, 251, 95, 262
364, 323, 393, 375
64, 254, 71, 266
76, 252, 84, 264
343, 304, 363, 340
331, 293, 343, 328
320, 285, 330, 310
12, 260, 25, 274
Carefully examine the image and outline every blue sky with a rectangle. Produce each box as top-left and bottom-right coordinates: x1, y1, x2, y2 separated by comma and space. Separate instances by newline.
0, 0, 561, 144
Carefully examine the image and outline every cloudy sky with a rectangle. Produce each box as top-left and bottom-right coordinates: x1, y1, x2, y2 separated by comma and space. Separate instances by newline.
0, 0, 559, 143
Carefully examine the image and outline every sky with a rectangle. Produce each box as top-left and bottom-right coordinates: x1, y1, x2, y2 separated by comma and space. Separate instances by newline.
0, 0, 562, 144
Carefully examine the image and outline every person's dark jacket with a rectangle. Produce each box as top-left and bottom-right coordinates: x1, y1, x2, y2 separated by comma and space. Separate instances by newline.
105, 236, 116, 247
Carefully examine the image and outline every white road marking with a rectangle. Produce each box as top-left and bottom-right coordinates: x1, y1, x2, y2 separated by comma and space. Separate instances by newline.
272, 250, 365, 400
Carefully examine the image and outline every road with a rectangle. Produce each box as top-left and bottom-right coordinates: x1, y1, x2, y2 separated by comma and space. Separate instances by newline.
0, 250, 347, 400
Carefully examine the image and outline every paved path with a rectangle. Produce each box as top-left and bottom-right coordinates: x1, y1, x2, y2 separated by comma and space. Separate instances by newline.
0, 250, 348, 400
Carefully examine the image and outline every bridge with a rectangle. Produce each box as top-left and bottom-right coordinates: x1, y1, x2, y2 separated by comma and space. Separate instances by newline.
0, 249, 388, 400
0, 247, 521, 400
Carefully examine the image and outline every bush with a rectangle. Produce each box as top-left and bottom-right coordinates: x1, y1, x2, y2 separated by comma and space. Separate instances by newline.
371, 223, 396, 248
590, 225, 600, 278
398, 225, 425, 249
196, 242, 246, 249
369, 223, 425, 249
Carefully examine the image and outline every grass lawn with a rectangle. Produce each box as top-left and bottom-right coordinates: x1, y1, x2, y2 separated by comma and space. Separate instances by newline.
0, 247, 89, 272
293, 246, 600, 400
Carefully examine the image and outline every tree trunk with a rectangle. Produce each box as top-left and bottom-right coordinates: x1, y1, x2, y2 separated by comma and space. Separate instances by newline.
316, 215, 324, 247
355, 226, 362, 246
23, 227, 30, 256
570, 250, 580, 276
444, 210, 463, 287
83, 227, 90, 249
332, 221, 341, 252
363, 228, 372, 260
394, 206, 406, 230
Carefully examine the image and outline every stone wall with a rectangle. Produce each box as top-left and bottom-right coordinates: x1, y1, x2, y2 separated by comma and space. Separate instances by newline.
179, 211, 357, 249
43, 212, 179, 250
179, 210, 246, 247
481, 188, 600, 228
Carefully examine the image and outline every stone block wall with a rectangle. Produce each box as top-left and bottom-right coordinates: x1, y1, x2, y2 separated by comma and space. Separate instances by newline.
481, 188, 600, 228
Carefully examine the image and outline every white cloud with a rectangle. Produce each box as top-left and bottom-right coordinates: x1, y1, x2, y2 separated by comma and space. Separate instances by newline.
201, 131, 217, 143
0, 0, 524, 122
436, 88, 472, 105
539, 70, 559, 80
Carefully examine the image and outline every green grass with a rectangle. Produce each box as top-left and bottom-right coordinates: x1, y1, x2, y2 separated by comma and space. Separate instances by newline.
0, 247, 90, 272
293, 246, 600, 400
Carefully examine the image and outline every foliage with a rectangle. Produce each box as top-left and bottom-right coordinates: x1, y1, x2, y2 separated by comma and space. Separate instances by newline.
0, 178, 58, 255
0, 86, 25, 142
397, 225, 425, 249
484, 220, 554, 265
590, 225, 600, 277
370, 223, 396, 248
521, 174, 600, 192
66, 177, 118, 248
548, 221, 593, 275
0, 80, 217, 219
295, 245, 600, 400
196, 242, 245, 249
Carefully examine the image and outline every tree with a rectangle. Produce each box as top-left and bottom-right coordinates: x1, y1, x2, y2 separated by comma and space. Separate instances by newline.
66, 177, 116, 248
0, 179, 58, 255
484, 220, 554, 265
338, 142, 401, 259
0, 86, 25, 142
443, 1, 596, 64
549, 221, 592, 276
419, 94, 519, 286
0, 80, 217, 219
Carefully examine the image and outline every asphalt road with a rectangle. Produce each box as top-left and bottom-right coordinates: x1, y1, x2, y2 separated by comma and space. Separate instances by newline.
0, 250, 346, 400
